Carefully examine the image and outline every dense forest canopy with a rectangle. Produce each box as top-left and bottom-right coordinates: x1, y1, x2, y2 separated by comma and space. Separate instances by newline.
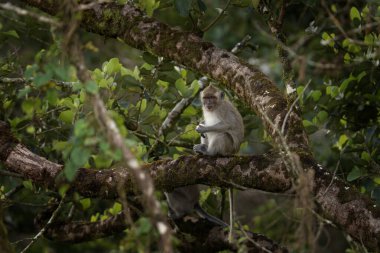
0, 0, 379, 252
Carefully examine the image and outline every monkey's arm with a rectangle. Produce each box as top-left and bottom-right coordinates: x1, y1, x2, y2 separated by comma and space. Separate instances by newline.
196, 122, 230, 133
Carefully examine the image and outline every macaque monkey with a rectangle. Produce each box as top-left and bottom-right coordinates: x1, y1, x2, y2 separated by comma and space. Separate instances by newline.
165, 85, 244, 233
193, 85, 244, 156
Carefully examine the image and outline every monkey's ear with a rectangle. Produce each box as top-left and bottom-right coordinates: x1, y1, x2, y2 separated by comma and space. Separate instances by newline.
220, 91, 225, 99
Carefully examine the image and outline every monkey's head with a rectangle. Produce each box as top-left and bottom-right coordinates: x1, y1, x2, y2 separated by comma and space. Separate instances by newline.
201, 85, 224, 111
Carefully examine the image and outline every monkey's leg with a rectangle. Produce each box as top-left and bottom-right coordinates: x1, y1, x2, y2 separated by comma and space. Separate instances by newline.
228, 188, 234, 243
193, 133, 209, 154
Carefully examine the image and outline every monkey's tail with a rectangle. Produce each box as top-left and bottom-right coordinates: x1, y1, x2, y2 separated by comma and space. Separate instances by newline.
194, 203, 228, 227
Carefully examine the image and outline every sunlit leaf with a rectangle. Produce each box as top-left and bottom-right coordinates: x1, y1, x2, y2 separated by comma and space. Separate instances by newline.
59, 110, 75, 124
350, 7, 361, 21
80, 198, 91, 210
3, 30, 19, 38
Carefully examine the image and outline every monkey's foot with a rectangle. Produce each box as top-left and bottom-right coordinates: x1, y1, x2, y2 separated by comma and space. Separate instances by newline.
193, 144, 207, 154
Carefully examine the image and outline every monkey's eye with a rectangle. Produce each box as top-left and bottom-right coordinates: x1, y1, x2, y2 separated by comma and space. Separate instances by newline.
203, 96, 216, 100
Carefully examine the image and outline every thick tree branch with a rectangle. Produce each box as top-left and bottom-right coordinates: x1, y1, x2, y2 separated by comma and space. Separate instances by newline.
43, 211, 130, 243
1, 121, 380, 250
40, 210, 288, 252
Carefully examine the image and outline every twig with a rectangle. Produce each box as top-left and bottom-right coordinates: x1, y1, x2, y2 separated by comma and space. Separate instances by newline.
62, 2, 173, 251
0, 2, 60, 27
0, 77, 78, 87
321, 0, 380, 47
4, 185, 23, 198
0, 169, 23, 178
281, 80, 311, 134
255, 103, 300, 176
253, 22, 341, 70
230, 35, 251, 54
202, 0, 232, 32
19, 197, 65, 253
257, 0, 297, 95
237, 222, 273, 253
77, 0, 113, 11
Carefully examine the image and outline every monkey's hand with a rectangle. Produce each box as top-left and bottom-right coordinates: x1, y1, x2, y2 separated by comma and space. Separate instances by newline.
193, 144, 208, 155
195, 124, 207, 134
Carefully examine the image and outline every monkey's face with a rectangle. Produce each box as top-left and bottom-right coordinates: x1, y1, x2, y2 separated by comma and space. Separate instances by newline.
202, 95, 218, 111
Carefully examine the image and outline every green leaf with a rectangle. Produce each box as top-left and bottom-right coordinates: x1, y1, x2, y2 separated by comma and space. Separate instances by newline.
21, 99, 35, 115
181, 124, 199, 140
85, 80, 99, 94
357, 71, 366, 82
344, 53, 351, 63
104, 58, 122, 75
139, 0, 160, 17
109, 202, 122, 215
175, 0, 191, 16
175, 78, 191, 97
199, 188, 211, 205
251, 0, 260, 9
52, 140, 69, 151
46, 89, 58, 106
350, 7, 361, 21
136, 217, 152, 235
138, 99, 147, 113
310, 90, 322, 101
59, 184, 70, 197
296, 85, 304, 96
321, 32, 335, 47
361, 151, 371, 162
364, 33, 375, 46
142, 52, 158, 65
34, 72, 53, 87
80, 198, 91, 210
302, 120, 318, 134
326, 86, 339, 98
23, 180, 34, 191
374, 177, 380, 185
3, 30, 19, 38
347, 167, 362, 182
92, 154, 113, 169
24, 64, 38, 79
70, 147, 90, 167
316, 110, 328, 124
74, 119, 89, 137
17, 86, 32, 98
339, 75, 355, 92
59, 110, 75, 124
26, 125, 35, 134
336, 134, 348, 150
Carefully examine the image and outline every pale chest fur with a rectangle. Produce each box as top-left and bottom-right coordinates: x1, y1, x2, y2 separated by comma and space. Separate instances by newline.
203, 110, 220, 126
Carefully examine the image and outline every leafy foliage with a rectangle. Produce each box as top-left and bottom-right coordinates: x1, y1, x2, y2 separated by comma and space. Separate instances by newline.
0, 0, 379, 252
